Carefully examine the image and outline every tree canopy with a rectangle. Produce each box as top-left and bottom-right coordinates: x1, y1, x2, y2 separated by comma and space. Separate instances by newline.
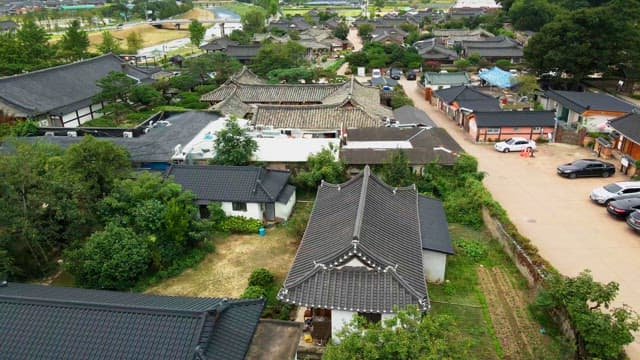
250, 41, 307, 76
58, 20, 90, 61
188, 19, 206, 49
241, 9, 266, 35
211, 117, 258, 166
293, 145, 346, 192
324, 307, 472, 359
97, 31, 123, 54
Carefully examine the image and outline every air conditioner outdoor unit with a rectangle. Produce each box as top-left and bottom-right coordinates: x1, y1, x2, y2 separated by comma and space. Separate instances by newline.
67, 131, 78, 137
44, 131, 55, 137
123, 131, 133, 138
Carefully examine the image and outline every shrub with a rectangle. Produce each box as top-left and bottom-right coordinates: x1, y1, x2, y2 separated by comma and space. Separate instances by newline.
248, 268, 275, 288
220, 216, 262, 234
241, 285, 267, 299
456, 238, 487, 262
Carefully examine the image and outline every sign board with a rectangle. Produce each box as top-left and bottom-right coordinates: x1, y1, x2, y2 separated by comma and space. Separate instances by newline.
622, 157, 629, 167
357, 67, 365, 77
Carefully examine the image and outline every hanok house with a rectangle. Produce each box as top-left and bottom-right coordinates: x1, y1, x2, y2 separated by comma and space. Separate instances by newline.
423, 71, 471, 91
414, 38, 458, 64
609, 113, 640, 170
165, 164, 296, 222
0, 53, 158, 127
540, 89, 637, 132
0, 282, 265, 360
468, 110, 556, 142
461, 35, 524, 63
278, 167, 453, 341
433, 85, 501, 129
341, 127, 462, 174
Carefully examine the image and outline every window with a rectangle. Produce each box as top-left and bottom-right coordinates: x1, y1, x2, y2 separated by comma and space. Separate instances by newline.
533, 127, 542, 132
487, 128, 500, 134
232, 202, 247, 212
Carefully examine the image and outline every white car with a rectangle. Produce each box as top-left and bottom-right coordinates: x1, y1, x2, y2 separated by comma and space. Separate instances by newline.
494, 137, 536, 153
590, 182, 640, 205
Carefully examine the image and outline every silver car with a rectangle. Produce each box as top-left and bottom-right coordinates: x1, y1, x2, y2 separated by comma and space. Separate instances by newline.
590, 181, 640, 205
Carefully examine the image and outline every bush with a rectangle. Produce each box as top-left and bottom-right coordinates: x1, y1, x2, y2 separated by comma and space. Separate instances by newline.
456, 238, 487, 262
241, 285, 267, 299
248, 268, 275, 288
219, 216, 263, 234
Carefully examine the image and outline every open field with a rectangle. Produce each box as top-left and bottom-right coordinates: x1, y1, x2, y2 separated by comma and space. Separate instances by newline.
145, 225, 299, 298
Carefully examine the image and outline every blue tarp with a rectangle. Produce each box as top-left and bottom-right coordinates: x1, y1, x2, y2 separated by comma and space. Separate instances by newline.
479, 67, 514, 88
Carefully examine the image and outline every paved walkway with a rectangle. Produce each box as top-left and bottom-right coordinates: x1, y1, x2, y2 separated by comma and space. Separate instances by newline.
399, 78, 640, 358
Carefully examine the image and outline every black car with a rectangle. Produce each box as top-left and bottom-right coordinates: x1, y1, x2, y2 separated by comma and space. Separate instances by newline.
406, 70, 417, 80
607, 198, 640, 218
389, 68, 402, 80
556, 159, 615, 179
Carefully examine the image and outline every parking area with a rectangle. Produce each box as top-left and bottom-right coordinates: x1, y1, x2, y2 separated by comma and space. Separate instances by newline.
400, 79, 640, 357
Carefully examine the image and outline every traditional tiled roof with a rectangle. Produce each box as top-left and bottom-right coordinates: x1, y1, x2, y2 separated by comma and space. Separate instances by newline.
393, 105, 437, 127
165, 165, 293, 204
472, 111, 556, 127
253, 98, 384, 130
463, 35, 521, 48
322, 78, 394, 119
0, 19, 18, 31
200, 37, 238, 52
278, 167, 429, 313
212, 93, 255, 118
435, 85, 501, 111
230, 66, 267, 85
224, 44, 261, 61
418, 196, 453, 254
609, 113, 640, 144
415, 39, 459, 61
0, 53, 158, 117
0, 282, 264, 360
341, 127, 462, 166
201, 82, 344, 104
544, 89, 637, 114
424, 72, 470, 86
464, 47, 524, 58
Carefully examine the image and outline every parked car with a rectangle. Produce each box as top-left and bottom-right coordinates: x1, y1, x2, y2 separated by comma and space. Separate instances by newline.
406, 70, 417, 80
626, 210, 640, 231
493, 137, 536, 153
372, 68, 382, 78
607, 198, 640, 218
557, 159, 615, 179
389, 68, 403, 80
590, 181, 640, 205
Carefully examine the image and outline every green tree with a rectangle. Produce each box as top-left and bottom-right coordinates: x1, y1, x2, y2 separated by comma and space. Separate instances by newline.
357, 23, 374, 42
185, 52, 242, 84
65, 224, 150, 290
229, 29, 252, 44
58, 20, 90, 61
390, 85, 414, 109
332, 22, 349, 40
382, 150, 413, 187
255, 0, 278, 15
16, 19, 54, 71
324, 307, 471, 359
97, 31, 122, 54
129, 84, 165, 106
250, 41, 307, 76
10, 120, 38, 137
514, 74, 539, 98
188, 19, 206, 50
509, 0, 558, 31
0, 31, 22, 75
211, 116, 257, 165
93, 71, 138, 104
294, 146, 346, 191
241, 9, 266, 35
534, 270, 640, 359
267, 67, 313, 83
126, 31, 144, 53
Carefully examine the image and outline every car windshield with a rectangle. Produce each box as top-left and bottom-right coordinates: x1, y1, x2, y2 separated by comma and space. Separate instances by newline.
604, 184, 622, 192
504, 138, 516, 144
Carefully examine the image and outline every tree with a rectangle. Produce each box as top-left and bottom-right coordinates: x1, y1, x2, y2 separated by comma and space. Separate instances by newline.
324, 307, 471, 359
126, 31, 144, 53
267, 67, 313, 83
188, 19, 206, 50
255, 0, 278, 15
241, 9, 266, 35
129, 84, 165, 106
513, 74, 539, 98
58, 20, 90, 61
185, 52, 242, 84
16, 19, 54, 71
0, 31, 22, 75
534, 270, 640, 359
332, 22, 349, 40
93, 71, 138, 104
382, 150, 413, 187
229, 29, 252, 44
509, 0, 558, 31
294, 145, 346, 191
97, 31, 122, 54
357, 23, 374, 42
64, 224, 151, 290
390, 85, 414, 109
250, 41, 307, 76
211, 116, 257, 166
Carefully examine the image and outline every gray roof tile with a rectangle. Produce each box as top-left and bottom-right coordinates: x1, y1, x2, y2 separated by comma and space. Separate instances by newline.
610, 113, 640, 145
435, 85, 501, 111
279, 167, 429, 312
472, 111, 556, 127
0, 282, 265, 360
418, 196, 453, 254
544, 89, 637, 114
166, 165, 293, 204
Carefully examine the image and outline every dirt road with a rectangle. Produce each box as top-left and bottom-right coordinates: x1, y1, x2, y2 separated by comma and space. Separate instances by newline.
400, 78, 640, 358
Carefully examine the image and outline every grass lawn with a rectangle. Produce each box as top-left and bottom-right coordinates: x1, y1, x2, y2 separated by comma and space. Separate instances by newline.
146, 223, 300, 298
